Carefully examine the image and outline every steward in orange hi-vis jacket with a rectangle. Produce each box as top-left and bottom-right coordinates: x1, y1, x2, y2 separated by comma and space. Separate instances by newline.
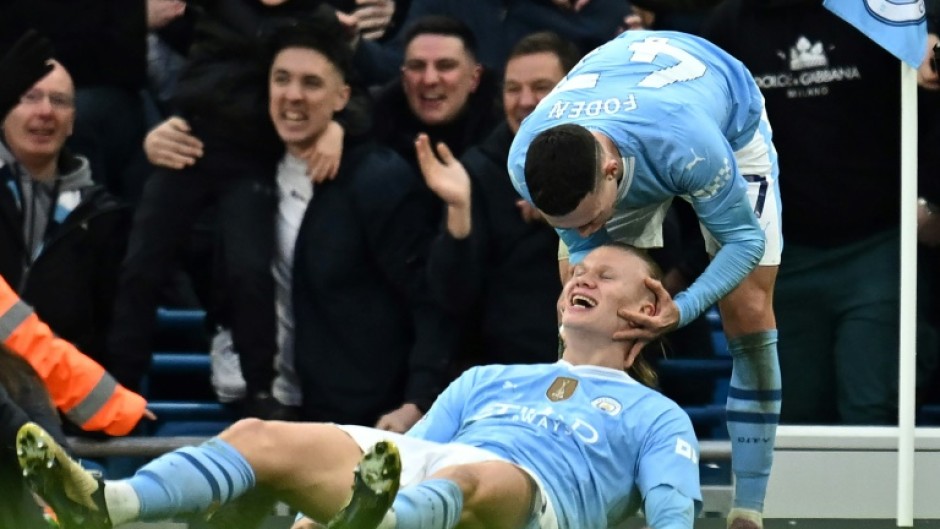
0, 276, 147, 435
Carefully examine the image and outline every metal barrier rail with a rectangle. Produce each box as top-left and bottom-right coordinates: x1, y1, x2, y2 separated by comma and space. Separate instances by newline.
69, 436, 732, 460
69, 436, 208, 458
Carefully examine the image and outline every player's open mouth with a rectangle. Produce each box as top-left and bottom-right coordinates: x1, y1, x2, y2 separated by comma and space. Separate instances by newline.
570, 294, 597, 309
281, 110, 307, 122
27, 127, 56, 137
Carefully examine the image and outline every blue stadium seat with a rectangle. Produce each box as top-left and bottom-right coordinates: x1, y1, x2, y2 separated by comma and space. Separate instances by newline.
150, 352, 211, 374
658, 307, 732, 438
148, 402, 236, 437
145, 310, 236, 437
156, 307, 206, 331
705, 307, 728, 356
684, 404, 728, 440
657, 358, 732, 378
148, 401, 232, 419
154, 307, 208, 352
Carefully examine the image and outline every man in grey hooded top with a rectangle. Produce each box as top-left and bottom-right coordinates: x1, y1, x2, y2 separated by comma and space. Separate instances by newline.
0, 60, 130, 368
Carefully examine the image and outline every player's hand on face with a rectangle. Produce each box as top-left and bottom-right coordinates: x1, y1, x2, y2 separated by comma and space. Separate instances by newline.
613, 277, 680, 342
375, 403, 423, 433
144, 117, 204, 169
415, 133, 471, 209
302, 120, 344, 183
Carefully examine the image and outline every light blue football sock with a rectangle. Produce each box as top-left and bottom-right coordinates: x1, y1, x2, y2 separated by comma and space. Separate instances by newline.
126, 438, 255, 520
392, 479, 463, 529
725, 330, 781, 512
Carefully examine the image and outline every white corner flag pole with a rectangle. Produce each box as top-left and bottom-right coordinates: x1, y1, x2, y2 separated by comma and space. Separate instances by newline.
897, 60, 918, 529
817, 3, 926, 526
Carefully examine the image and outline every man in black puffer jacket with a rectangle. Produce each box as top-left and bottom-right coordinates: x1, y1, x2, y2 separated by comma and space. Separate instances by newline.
416, 31, 581, 370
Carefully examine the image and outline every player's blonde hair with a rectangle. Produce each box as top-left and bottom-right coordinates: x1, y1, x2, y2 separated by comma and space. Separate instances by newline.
606, 243, 662, 389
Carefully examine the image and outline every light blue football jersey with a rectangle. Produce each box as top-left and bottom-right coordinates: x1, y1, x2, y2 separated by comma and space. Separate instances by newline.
508, 30, 773, 326
407, 361, 701, 529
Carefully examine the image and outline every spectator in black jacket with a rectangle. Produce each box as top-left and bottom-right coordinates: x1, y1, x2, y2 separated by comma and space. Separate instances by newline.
370, 16, 504, 377
264, 20, 456, 431
0, 36, 125, 528
417, 31, 580, 369
350, 0, 631, 87
0, 60, 130, 368
107, 0, 361, 419
371, 15, 503, 170
702, 0, 940, 426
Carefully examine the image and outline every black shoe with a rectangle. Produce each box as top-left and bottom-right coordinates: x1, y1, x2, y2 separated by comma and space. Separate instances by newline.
17, 423, 112, 529
241, 392, 280, 420
326, 440, 401, 529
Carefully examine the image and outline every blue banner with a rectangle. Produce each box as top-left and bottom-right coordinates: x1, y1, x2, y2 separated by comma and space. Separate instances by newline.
823, 0, 927, 68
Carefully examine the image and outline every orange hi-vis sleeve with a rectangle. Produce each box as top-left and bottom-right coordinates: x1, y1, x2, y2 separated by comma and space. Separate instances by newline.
0, 277, 147, 435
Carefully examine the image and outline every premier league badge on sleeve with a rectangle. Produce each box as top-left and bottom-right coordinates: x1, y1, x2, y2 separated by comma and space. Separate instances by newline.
546, 377, 579, 402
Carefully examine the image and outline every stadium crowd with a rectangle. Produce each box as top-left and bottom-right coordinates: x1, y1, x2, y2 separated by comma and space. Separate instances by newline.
1, 0, 940, 528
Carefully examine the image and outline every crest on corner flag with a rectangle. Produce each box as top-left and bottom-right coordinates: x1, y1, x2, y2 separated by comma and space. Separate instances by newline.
823, 0, 927, 68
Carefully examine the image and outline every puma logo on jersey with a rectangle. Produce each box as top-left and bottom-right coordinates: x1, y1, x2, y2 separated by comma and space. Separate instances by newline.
684, 149, 706, 171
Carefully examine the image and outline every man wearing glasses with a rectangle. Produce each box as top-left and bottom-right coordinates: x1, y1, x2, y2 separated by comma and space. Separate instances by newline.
0, 59, 131, 369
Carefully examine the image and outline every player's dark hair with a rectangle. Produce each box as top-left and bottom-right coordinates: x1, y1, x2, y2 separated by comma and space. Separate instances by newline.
403, 15, 478, 61
265, 17, 354, 83
508, 31, 582, 74
524, 124, 599, 216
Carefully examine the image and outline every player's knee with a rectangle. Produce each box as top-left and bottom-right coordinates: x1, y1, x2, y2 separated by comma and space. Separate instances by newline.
220, 418, 274, 449
431, 465, 480, 498
722, 283, 775, 332
731, 292, 772, 320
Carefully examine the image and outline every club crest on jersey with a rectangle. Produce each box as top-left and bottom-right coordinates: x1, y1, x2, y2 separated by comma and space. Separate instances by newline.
546, 377, 579, 402
591, 396, 622, 415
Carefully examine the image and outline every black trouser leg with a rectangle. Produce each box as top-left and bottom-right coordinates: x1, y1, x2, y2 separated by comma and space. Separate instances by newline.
217, 168, 278, 396
107, 165, 214, 391
0, 383, 29, 453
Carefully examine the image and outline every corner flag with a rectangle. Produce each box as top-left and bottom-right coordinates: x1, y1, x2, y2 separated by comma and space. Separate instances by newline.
823, 0, 928, 68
